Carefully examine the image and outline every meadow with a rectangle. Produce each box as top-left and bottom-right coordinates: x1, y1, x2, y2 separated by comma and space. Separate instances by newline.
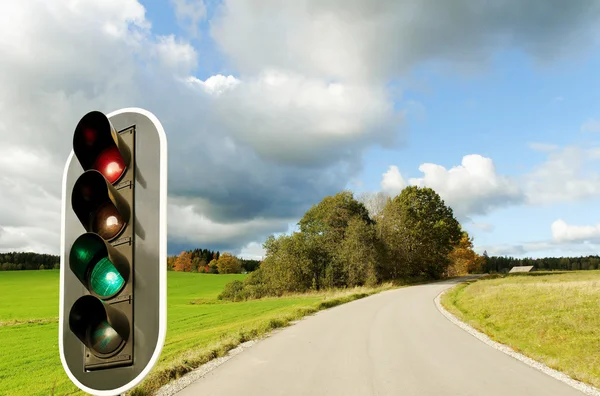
441, 271, 600, 389
0, 270, 389, 395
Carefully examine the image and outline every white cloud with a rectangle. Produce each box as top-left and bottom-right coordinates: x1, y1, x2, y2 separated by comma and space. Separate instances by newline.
381, 166, 406, 196
523, 145, 600, 204
380, 155, 524, 220
153, 35, 198, 75
210, 0, 600, 83
195, 69, 402, 166
381, 145, 600, 223
188, 74, 240, 95
171, 0, 206, 37
551, 219, 600, 243
238, 242, 266, 260
581, 118, 600, 133
407, 154, 524, 219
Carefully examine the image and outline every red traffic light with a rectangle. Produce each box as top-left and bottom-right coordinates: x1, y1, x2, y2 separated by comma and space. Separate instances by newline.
73, 111, 131, 184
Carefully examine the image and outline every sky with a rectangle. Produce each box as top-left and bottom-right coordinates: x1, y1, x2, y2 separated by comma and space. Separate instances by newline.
1, 0, 600, 260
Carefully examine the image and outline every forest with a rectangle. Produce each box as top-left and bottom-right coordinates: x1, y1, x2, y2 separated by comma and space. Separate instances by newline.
168, 248, 261, 274
0, 252, 59, 270
483, 253, 600, 273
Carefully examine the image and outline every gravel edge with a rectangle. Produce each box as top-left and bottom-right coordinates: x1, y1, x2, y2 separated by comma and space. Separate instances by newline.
434, 287, 600, 396
154, 339, 259, 396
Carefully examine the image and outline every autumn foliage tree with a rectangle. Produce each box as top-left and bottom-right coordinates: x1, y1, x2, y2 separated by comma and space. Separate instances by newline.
446, 231, 484, 276
167, 256, 176, 271
173, 251, 193, 272
216, 252, 242, 274
208, 259, 219, 274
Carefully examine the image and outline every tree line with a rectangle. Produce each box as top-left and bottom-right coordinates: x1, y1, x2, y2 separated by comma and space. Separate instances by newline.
219, 186, 484, 301
168, 248, 261, 274
483, 253, 600, 273
0, 252, 59, 271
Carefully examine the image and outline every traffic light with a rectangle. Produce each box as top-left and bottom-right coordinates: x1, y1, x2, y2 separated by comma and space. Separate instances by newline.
59, 108, 167, 395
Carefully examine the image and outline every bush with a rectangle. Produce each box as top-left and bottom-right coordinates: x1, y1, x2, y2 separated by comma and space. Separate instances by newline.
218, 280, 247, 302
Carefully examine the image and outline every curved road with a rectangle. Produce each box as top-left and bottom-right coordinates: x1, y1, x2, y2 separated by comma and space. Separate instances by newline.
177, 277, 584, 396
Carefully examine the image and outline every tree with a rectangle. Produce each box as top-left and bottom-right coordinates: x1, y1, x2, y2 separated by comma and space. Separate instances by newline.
173, 251, 193, 272
240, 258, 261, 272
216, 252, 242, 274
299, 190, 373, 241
338, 217, 380, 287
482, 250, 489, 272
208, 259, 219, 274
196, 258, 207, 272
378, 186, 462, 279
191, 257, 200, 273
447, 231, 483, 276
258, 232, 314, 294
167, 256, 176, 271
297, 190, 375, 289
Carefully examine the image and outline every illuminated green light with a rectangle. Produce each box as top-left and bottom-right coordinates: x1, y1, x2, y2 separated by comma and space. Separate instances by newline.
70, 235, 104, 283
90, 320, 123, 354
90, 258, 125, 298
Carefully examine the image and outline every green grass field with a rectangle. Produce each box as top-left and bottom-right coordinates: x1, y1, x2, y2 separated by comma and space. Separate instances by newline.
441, 271, 600, 389
0, 270, 388, 395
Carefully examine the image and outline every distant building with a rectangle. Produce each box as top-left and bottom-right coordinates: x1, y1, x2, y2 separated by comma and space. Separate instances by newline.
508, 266, 534, 273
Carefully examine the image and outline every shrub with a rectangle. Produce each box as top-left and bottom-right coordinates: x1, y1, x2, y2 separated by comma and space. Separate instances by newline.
218, 280, 247, 302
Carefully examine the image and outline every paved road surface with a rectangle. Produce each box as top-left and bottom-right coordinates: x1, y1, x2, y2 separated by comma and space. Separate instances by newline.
177, 277, 584, 396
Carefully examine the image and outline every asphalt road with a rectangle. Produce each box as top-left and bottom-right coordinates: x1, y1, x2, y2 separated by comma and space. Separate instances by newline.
177, 276, 585, 396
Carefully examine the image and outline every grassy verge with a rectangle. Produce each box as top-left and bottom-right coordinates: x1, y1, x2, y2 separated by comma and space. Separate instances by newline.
0, 270, 401, 395
441, 271, 600, 388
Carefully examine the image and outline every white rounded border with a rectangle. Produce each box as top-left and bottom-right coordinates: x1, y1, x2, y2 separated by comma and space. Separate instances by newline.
58, 107, 168, 396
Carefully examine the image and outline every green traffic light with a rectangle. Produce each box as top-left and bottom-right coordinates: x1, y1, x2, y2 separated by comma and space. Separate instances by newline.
90, 258, 125, 298
69, 233, 127, 298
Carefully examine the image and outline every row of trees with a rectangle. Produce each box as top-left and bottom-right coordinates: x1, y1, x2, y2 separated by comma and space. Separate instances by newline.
220, 187, 483, 301
483, 253, 600, 272
168, 249, 261, 274
0, 252, 59, 271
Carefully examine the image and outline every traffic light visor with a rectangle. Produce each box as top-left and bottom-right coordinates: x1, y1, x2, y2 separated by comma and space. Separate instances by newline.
69, 295, 130, 357
74, 111, 131, 184
69, 233, 129, 299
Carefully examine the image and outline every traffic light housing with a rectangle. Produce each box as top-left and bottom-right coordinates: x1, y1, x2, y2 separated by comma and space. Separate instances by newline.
60, 108, 167, 395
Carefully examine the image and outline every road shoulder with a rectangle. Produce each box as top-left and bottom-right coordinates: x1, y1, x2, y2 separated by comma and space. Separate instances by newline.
434, 287, 600, 396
